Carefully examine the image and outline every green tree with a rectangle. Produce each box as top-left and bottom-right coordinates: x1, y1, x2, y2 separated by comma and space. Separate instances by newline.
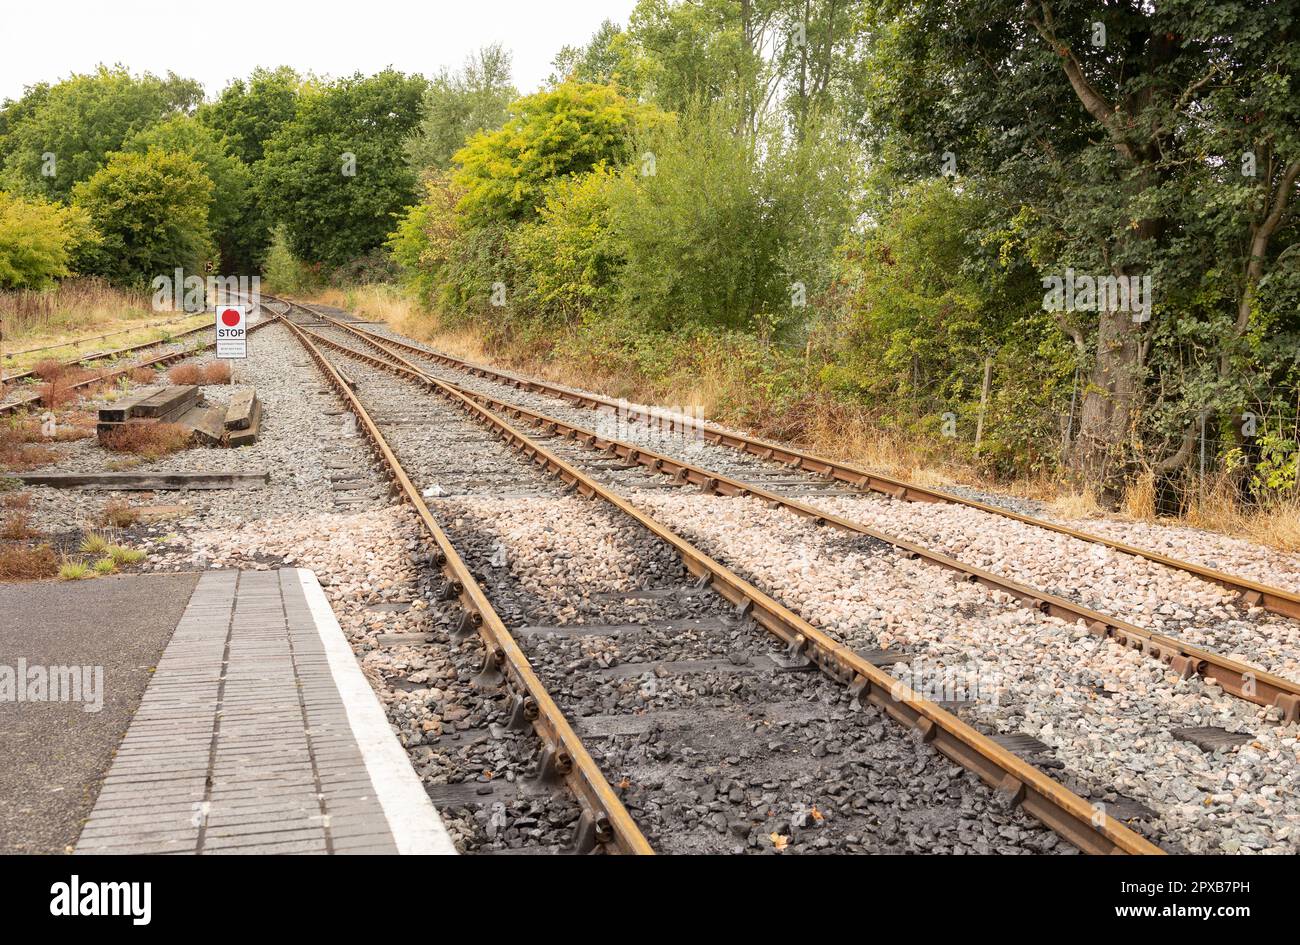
453, 81, 665, 225
404, 46, 516, 173
0, 67, 202, 202
197, 66, 302, 165
121, 115, 252, 269
608, 107, 856, 334
71, 149, 214, 284
257, 70, 428, 266
0, 190, 94, 288
549, 20, 650, 93
864, 0, 1300, 494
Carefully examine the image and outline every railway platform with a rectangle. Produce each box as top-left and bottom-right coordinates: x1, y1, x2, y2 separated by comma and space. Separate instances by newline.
73, 568, 455, 855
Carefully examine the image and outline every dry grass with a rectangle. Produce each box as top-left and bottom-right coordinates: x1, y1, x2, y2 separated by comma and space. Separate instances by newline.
100, 422, 191, 459
1121, 469, 1158, 521
1050, 489, 1103, 519
0, 544, 58, 580
167, 363, 204, 385
0, 509, 36, 540
1, 278, 211, 377
100, 499, 139, 527
1247, 501, 1300, 552
129, 367, 159, 384
202, 361, 232, 384
1, 491, 31, 510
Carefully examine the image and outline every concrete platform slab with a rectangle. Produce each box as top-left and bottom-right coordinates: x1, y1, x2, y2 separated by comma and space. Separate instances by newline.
74, 568, 454, 855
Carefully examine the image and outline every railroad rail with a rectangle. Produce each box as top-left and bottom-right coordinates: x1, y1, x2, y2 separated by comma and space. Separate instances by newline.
279, 298, 1162, 855
1, 318, 211, 384
0, 315, 272, 418
303, 305, 1300, 724
309, 309, 1300, 625
272, 307, 654, 855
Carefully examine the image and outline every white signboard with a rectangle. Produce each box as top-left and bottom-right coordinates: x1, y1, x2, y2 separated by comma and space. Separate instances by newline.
216, 305, 247, 359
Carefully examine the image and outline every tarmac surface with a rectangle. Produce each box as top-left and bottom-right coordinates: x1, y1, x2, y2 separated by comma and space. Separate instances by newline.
0, 572, 199, 854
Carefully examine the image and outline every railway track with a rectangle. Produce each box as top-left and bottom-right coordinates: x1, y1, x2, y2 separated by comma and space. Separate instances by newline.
308, 307, 1300, 627
0, 313, 272, 418
270, 297, 1163, 855
292, 302, 1300, 725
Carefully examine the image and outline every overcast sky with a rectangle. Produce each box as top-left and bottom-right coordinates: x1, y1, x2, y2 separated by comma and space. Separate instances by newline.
2, 0, 637, 102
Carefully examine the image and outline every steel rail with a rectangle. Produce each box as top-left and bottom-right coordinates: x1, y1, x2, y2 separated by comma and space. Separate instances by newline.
315, 311, 1300, 624
315, 314, 1300, 723
1, 319, 212, 384
273, 309, 654, 856
297, 317, 1164, 856
0, 315, 274, 418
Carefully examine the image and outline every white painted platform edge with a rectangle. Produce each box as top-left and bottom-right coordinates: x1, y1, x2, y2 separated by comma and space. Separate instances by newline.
297, 568, 457, 855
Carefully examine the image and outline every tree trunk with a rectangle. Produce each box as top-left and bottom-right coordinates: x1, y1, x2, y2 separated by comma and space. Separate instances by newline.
1069, 303, 1143, 496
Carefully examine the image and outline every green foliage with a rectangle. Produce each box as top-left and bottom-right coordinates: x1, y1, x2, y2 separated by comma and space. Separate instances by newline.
549, 19, 649, 93
0, 190, 94, 288
453, 81, 664, 225
261, 224, 320, 294
404, 46, 515, 173
71, 149, 214, 284
510, 168, 622, 324
121, 115, 252, 268
257, 70, 427, 266
0, 67, 202, 202
197, 66, 302, 165
608, 107, 856, 334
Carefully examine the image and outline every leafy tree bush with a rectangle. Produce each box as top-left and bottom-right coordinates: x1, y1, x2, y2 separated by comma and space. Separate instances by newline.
453, 81, 666, 225
404, 46, 516, 173
197, 67, 302, 165
257, 70, 427, 267
0, 191, 93, 288
608, 107, 857, 334
70, 150, 214, 284
121, 115, 252, 269
1, 67, 201, 202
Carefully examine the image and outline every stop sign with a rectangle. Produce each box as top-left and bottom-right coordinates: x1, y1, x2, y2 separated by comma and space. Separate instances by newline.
216, 305, 247, 359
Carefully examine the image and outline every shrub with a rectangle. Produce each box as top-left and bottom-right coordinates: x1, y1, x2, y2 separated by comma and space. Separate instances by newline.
0, 544, 58, 580
202, 361, 232, 384
100, 499, 139, 526
100, 422, 190, 459
107, 544, 144, 565
0, 509, 35, 539
58, 559, 92, 580
80, 531, 111, 555
129, 367, 158, 384
167, 363, 203, 385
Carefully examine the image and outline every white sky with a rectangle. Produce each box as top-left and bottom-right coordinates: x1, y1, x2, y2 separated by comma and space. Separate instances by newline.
2, 0, 638, 102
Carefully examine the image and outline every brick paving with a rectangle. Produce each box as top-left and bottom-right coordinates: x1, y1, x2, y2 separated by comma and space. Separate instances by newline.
76, 568, 453, 855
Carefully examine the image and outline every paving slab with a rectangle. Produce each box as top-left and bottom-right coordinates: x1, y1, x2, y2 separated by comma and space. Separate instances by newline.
74, 568, 454, 855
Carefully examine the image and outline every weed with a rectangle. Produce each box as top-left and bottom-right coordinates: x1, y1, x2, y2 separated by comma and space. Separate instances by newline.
58, 559, 91, 580
101, 422, 191, 459
80, 532, 112, 555
93, 557, 117, 575
0, 544, 58, 580
100, 499, 139, 527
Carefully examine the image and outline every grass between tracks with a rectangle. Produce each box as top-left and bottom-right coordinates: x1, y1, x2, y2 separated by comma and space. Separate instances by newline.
0, 277, 210, 380
305, 283, 1300, 554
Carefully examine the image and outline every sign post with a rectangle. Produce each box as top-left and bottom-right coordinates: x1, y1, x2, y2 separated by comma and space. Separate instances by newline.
216, 306, 247, 359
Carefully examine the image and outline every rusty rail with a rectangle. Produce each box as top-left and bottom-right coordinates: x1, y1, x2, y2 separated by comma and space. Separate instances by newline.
1, 313, 273, 417
313, 310, 1300, 724
296, 309, 1164, 856
274, 307, 654, 855
312, 310, 1300, 625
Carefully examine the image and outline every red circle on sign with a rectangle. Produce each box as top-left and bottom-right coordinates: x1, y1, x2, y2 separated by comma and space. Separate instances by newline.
221, 309, 241, 327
